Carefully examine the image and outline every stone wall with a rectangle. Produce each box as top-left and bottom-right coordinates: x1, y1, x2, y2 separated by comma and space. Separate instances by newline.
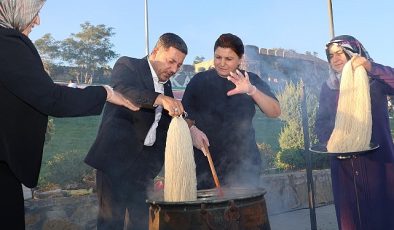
25, 169, 333, 229
26, 193, 97, 230
262, 169, 333, 215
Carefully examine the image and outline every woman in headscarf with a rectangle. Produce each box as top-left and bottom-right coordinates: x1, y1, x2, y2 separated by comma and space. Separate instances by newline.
315, 35, 394, 230
0, 0, 138, 228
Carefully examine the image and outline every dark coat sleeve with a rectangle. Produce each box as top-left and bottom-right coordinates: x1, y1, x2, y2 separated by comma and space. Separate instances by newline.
0, 29, 106, 117
111, 56, 159, 108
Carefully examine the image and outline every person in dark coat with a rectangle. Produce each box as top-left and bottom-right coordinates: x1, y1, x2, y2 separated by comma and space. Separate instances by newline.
85, 33, 187, 230
0, 0, 139, 229
182, 33, 280, 189
315, 35, 394, 230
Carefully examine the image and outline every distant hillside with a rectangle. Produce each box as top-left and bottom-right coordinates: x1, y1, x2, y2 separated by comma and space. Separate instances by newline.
48, 45, 329, 95
242, 45, 329, 94
171, 45, 329, 94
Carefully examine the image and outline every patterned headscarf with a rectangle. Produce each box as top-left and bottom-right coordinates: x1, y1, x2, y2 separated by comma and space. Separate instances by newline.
0, 0, 45, 32
324, 35, 373, 90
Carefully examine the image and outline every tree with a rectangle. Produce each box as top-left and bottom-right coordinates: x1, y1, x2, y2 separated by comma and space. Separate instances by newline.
274, 80, 329, 170
277, 80, 318, 149
34, 22, 118, 84
34, 33, 61, 75
60, 22, 119, 84
35, 33, 61, 62
193, 56, 205, 65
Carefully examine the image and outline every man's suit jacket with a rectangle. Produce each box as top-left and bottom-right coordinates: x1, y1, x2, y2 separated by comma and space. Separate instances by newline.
85, 56, 173, 180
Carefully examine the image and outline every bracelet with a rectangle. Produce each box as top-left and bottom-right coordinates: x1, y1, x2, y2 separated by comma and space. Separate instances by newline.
104, 85, 114, 101
247, 85, 257, 96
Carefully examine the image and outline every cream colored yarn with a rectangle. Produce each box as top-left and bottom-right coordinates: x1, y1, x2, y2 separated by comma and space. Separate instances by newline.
327, 61, 372, 153
164, 117, 197, 201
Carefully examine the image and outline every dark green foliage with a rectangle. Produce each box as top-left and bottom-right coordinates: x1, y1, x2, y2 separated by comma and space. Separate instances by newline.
193, 56, 205, 64
257, 143, 276, 170
275, 148, 330, 171
311, 152, 330, 170
275, 80, 328, 170
45, 118, 55, 144
34, 33, 61, 65
278, 121, 304, 149
34, 22, 118, 84
41, 150, 93, 187
276, 148, 305, 170
253, 109, 283, 152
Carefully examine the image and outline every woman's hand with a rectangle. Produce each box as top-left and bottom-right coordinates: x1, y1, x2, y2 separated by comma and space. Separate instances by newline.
226, 71, 281, 118
190, 125, 210, 155
104, 86, 140, 111
351, 56, 372, 72
226, 69, 256, 96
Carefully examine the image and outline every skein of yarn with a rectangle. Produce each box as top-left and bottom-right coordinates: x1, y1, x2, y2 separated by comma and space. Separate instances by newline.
327, 61, 372, 153
164, 117, 197, 202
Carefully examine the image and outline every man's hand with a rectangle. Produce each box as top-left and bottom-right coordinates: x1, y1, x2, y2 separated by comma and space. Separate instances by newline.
154, 94, 184, 117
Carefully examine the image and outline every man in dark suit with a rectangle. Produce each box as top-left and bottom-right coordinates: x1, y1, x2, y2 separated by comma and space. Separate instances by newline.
85, 33, 188, 229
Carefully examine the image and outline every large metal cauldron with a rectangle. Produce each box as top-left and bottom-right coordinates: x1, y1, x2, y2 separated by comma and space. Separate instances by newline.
146, 187, 270, 230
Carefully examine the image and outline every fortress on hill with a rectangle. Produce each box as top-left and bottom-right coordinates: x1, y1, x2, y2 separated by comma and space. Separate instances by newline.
171, 45, 329, 92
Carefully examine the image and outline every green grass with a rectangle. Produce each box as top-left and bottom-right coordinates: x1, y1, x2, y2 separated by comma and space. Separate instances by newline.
39, 112, 281, 186
39, 111, 394, 186
40, 116, 102, 184
43, 116, 102, 162
42, 111, 282, 162
253, 109, 283, 152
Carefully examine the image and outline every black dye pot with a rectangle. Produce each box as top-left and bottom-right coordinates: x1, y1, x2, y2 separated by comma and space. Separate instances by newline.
146, 187, 271, 230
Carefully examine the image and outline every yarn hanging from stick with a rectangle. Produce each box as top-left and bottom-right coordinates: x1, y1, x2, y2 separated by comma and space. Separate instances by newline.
327, 61, 372, 153
164, 117, 197, 202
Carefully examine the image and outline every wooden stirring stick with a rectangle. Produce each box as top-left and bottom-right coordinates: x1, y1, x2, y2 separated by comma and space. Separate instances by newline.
202, 142, 223, 196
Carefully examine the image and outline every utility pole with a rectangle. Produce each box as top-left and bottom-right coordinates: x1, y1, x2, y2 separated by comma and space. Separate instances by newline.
144, 0, 149, 55
301, 81, 317, 230
328, 0, 335, 39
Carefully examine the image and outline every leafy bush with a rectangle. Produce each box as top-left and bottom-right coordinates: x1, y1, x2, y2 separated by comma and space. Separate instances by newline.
258, 143, 276, 171
40, 150, 93, 188
277, 81, 318, 148
278, 121, 304, 149
274, 80, 327, 170
45, 118, 55, 144
275, 148, 330, 171
310, 152, 330, 169
275, 148, 305, 170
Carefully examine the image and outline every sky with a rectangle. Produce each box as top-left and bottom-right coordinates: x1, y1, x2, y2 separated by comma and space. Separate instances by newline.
30, 0, 394, 67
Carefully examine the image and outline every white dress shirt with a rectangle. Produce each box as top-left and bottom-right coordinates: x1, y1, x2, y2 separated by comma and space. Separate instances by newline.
144, 59, 167, 146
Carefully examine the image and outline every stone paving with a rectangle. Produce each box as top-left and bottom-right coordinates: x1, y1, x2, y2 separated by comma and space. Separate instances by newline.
269, 204, 338, 230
